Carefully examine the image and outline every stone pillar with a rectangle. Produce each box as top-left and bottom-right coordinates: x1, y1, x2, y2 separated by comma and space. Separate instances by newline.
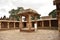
0, 22, 1, 29
42, 21, 44, 28
19, 16, 23, 31
19, 22, 20, 28
26, 16, 29, 28
49, 20, 51, 29
28, 15, 32, 31
7, 22, 9, 29
57, 13, 60, 32
53, 0, 60, 32
35, 15, 37, 31
58, 18, 60, 32
14, 22, 15, 29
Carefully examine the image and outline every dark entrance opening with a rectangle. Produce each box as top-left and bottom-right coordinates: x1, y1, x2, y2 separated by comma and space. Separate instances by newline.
9, 22, 14, 29
32, 22, 35, 27
23, 22, 26, 28
44, 21, 49, 27
15, 22, 19, 28
51, 20, 58, 27
1, 22, 7, 28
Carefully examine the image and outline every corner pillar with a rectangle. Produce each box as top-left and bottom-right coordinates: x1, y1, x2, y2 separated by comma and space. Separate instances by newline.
58, 19, 60, 32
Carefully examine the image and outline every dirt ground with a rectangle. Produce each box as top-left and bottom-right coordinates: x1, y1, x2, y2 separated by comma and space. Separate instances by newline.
0, 29, 59, 40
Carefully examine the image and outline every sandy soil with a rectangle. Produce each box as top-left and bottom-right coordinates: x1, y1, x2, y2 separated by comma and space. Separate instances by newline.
0, 29, 59, 40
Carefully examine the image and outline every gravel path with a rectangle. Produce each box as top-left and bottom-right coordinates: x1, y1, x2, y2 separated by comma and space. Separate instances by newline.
0, 29, 59, 40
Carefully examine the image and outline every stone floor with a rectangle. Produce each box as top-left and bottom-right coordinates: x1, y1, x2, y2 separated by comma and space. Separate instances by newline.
0, 29, 60, 40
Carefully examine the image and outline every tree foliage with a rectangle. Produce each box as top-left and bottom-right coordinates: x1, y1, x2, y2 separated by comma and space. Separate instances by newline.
37, 15, 40, 19
9, 7, 40, 21
49, 9, 56, 18
31, 15, 40, 20
9, 7, 24, 21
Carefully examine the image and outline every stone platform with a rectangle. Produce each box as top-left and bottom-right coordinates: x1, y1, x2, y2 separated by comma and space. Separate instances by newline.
20, 28, 35, 32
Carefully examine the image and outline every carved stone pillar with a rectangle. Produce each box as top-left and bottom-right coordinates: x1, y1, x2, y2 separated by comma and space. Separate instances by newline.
56, 12, 60, 31
7, 22, 9, 29
58, 18, 60, 31
35, 15, 37, 31
28, 15, 32, 31
53, 0, 60, 32
0, 22, 1, 29
49, 20, 51, 29
14, 22, 15, 29
19, 16, 23, 31
42, 21, 44, 28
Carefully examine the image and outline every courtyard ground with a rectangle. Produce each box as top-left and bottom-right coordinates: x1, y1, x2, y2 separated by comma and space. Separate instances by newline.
0, 29, 60, 40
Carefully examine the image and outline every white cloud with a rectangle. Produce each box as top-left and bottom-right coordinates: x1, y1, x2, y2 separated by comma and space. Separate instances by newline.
0, 0, 56, 17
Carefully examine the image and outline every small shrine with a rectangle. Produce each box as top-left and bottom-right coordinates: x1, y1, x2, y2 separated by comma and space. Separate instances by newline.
17, 9, 40, 32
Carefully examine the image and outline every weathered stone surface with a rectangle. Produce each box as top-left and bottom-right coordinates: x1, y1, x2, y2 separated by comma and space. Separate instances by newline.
0, 29, 59, 40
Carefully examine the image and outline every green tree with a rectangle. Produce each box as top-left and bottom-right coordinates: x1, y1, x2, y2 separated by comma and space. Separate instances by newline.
9, 7, 40, 20
49, 9, 56, 18
37, 15, 40, 19
31, 15, 40, 20
9, 7, 24, 21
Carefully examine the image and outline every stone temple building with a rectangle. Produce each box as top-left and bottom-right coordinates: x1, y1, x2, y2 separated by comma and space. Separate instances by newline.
0, 0, 59, 31
0, 8, 58, 31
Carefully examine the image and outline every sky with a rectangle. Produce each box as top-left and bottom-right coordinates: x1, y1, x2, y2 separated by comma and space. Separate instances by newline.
0, 0, 56, 18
